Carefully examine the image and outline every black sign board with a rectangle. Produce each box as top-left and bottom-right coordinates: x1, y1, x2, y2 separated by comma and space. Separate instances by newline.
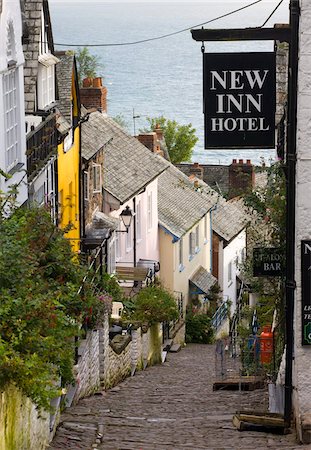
203, 52, 276, 149
301, 241, 311, 345
253, 247, 283, 277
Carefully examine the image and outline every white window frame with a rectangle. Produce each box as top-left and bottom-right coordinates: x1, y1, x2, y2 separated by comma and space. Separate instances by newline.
147, 192, 153, 230
108, 236, 116, 274
3, 69, 20, 171
93, 164, 101, 193
228, 260, 233, 286
204, 215, 208, 244
136, 201, 142, 241
179, 238, 184, 271
115, 228, 120, 261
37, 62, 55, 110
189, 232, 195, 260
195, 225, 200, 253
83, 171, 89, 201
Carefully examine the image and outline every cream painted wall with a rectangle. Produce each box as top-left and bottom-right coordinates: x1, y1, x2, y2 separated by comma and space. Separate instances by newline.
159, 228, 175, 292
159, 213, 211, 308
222, 230, 246, 314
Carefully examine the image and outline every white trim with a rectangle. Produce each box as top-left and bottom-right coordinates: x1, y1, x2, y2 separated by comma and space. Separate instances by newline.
3, 68, 20, 171
93, 164, 101, 193
83, 171, 89, 201
38, 53, 60, 67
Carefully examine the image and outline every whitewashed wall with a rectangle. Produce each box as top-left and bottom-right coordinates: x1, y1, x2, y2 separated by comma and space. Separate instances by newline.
112, 178, 160, 267
222, 230, 246, 314
294, 0, 311, 442
0, 0, 27, 206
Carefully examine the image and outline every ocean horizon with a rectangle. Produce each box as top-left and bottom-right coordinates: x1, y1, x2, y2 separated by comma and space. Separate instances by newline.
50, 1, 290, 165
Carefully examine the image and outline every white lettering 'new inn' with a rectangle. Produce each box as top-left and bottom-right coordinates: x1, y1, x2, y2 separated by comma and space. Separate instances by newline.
209, 69, 270, 133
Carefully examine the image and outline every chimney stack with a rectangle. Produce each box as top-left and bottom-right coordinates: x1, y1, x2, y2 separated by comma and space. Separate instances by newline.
190, 162, 204, 180
80, 77, 108, 113
137, 132, 159, 154
228, 159, 255, 198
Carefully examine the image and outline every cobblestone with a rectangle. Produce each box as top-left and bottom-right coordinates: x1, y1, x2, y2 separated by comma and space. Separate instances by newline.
49, 344, 310, 450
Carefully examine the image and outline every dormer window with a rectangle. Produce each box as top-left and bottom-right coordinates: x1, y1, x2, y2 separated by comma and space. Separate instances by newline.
37, 55, 58, 109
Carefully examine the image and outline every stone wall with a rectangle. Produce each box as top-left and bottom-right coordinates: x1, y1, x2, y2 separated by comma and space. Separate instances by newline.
100, 322, 162, 388
0, 385, 50, 450
0, 318, 163, 449
74, 329, 101, 403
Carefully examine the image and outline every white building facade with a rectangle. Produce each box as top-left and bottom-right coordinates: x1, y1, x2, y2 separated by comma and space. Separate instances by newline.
0, 0, 27, 207
293, 0, 311, 442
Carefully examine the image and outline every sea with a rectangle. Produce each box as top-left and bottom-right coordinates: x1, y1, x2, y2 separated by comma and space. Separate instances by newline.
49, 1, 290, 165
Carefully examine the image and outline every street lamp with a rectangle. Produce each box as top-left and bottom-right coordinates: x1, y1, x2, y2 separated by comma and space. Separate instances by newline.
118, 206, 134, 233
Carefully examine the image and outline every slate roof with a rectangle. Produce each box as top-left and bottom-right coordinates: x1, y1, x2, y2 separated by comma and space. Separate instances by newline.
190, 266, 218, 295
23, 0, 54, 113
212, 197, 249, 243
81, 112, 169, 203
182, 175, 249, 244
55, 52, 74, 124
158, 164, 216, 239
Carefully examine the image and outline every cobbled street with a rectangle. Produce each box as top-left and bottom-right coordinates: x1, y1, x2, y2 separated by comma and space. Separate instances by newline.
49, 345, 309, 450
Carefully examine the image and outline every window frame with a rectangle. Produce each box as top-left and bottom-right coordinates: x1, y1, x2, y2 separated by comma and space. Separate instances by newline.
83, 171, 89, 201
3, 68, 20, 171
227, 260, 233, 286
147, 191, 153, 230
189, 232, 195, 260
195, 225, 200, 252
136, 200, 142, 241
179, 237, 184, 271
93, 164, 102, 193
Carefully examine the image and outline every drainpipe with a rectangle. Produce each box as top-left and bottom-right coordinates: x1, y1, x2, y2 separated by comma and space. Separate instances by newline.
209, 200, 219, 273
284, 0, 300, 428
133, 197, 137, 267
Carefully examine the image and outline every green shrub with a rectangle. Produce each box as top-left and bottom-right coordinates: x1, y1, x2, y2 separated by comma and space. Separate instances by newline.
0, 206, 108, 409
185, 313, 214, 344
131, 285, 178, 325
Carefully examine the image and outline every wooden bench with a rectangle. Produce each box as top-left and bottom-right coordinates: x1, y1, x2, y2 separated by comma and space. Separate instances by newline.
116, 266, 150, 282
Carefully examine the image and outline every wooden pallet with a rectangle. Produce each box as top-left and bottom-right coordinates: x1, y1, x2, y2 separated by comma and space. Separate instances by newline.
213, 375, 265, 391
233, 410, 287, 434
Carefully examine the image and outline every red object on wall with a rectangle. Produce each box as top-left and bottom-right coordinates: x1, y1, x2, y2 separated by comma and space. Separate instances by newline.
260, 325, 273, 364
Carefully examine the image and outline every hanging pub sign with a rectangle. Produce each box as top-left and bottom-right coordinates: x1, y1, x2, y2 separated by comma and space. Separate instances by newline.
301, 241, 311, 345
253, 247, 283, 277
203, 52, 276, 149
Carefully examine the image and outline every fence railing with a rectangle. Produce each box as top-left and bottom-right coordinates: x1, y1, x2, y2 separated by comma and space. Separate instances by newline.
26, 114, 58, 181
212, 301, 228, 330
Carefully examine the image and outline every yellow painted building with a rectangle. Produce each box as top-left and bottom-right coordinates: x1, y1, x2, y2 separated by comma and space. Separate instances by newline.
56, 52, 81, 252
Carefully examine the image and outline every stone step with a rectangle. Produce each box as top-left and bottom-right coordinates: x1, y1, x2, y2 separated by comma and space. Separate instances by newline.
169, 343, 181, 353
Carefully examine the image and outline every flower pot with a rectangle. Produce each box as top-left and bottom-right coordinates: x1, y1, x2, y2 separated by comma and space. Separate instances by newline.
82, 77, 93, 87
93, 77, 102, 87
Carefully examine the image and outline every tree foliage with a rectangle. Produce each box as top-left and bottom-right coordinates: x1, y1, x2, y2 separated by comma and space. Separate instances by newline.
75, 47, 101, 85
130, 284, 179, 325
144, 116, 198, 164
238, 162, 286, 376
0, 206, 110, 408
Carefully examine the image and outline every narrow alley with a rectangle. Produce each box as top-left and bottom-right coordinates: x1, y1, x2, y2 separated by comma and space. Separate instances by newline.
49, 345, 306, 450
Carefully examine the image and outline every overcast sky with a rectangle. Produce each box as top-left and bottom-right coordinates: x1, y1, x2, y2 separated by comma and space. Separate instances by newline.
50, 0, 286, 3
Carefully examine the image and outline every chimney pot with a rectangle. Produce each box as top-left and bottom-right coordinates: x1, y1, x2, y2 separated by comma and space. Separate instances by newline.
246, 159, 251, 165
239, 159, 243, 164
232, 159, 237, 164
